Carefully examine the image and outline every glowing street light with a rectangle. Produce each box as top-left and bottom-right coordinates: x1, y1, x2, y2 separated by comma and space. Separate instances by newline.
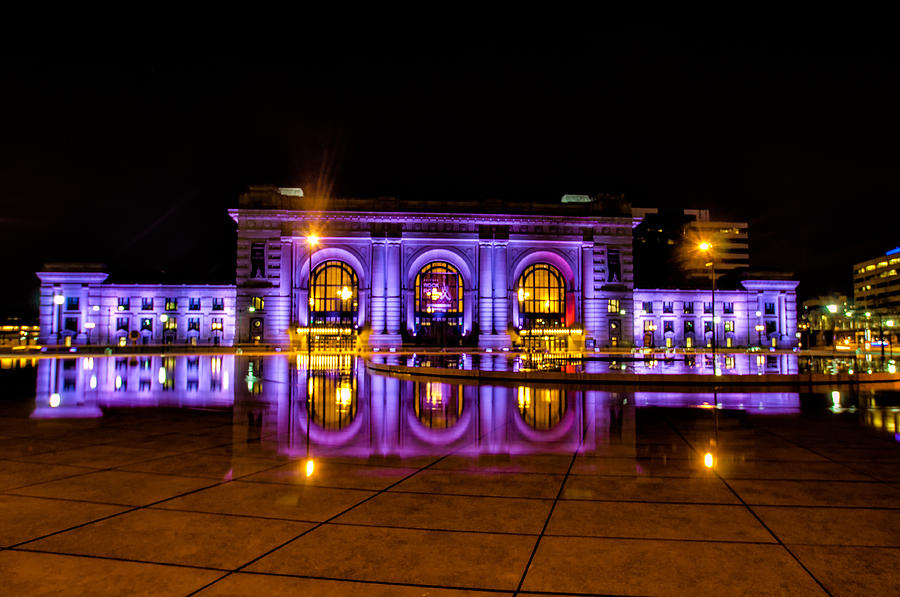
53, 295, 65, 305
704, 452, 714, 468
305, 458, 315, 477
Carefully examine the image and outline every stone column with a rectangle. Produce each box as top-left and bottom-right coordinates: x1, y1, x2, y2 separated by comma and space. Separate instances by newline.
370, 239, 386, 335
582, 242, 599, 342
492, 240, 508, 334
478, 241, 493, 334
386, 240, 402, 335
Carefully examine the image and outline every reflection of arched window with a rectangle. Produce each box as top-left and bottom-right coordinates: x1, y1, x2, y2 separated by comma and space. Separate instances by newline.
517, 263, 565, 325
414, 381, 463, 428
310, 261, 358, 325
517, 386, 566, 429
415, 262, 464, 315
307, 356, 357, 430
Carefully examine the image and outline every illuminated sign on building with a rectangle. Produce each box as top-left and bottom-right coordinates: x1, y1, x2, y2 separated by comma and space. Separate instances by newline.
421, 272, 456, 312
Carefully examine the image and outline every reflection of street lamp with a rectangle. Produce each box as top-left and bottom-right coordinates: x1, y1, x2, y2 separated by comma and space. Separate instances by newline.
755, 324, 764, 347
699, 242, 716, 367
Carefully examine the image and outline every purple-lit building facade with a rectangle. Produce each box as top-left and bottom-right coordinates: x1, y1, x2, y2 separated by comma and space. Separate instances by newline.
37, 271, 236, 346
37, 186, 799, 349
632, 280, 799, 349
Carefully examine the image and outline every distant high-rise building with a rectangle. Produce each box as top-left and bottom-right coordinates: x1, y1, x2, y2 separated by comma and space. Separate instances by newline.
853, 248, 900, 311
632, 208, 749, 287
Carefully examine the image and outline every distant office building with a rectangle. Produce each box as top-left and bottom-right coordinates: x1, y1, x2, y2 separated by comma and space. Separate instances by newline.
853, 248, 900, 311
633, 208, 749, 287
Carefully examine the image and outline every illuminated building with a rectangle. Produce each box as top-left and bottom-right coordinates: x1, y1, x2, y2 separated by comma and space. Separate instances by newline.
37, 268, 235, 346
853, 248, 900, 311
36, 186, 798, 349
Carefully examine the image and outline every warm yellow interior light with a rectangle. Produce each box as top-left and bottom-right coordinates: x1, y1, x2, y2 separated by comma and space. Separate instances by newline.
305, 459, 315, 477
704, 452, 714, 468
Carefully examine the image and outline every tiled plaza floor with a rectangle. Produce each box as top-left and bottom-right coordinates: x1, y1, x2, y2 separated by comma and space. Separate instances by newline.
1, 403, 899, 595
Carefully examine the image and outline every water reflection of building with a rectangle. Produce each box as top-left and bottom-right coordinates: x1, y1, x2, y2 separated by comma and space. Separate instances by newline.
32, 354, 805, 456
33, 355, 235, 418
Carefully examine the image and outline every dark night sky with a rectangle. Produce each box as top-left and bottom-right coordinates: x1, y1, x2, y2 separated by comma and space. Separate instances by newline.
3, 27, 899, 319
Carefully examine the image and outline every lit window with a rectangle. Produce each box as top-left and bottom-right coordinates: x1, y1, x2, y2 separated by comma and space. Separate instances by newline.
309, 261, 360, 326
165, 298, 177, 311
866, 265, 876, 271
164, 317, 177, 331
141, 318, 153, 331
250, 296, 265, 311
118, 297, 130, 310
878, 261, 888, 268
211, 317, 224, 331
251, 242, 266, 278
724, 321, 734, 333
607, 299, 619, 313
684, 320, 694, 334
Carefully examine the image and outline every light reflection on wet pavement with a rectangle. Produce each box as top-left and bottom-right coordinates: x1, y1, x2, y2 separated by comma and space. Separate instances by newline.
1, 354, 898, 595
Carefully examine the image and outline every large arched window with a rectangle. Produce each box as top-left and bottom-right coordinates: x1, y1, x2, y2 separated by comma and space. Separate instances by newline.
310, 261, 358, 325
517, 263, 565, 326
415, 262, 463, 315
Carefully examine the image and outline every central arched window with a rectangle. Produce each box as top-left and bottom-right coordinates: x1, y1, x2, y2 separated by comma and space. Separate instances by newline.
414, 262, 464, 338
517, 263, 565, 327
310, 261, 358, 326
415, 262, 463, 315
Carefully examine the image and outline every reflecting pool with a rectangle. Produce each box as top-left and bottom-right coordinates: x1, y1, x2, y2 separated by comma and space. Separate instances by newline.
27, 354, 900, 459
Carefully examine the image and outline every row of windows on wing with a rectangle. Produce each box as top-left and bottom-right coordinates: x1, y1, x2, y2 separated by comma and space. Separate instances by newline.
56, 297, 227, 312
635, 301, 776, 315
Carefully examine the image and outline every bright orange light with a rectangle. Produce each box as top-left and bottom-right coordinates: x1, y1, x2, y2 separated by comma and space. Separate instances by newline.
704, 452, 714, 468
305, 459, 314, 476
307, 235, 319, 246
698, 242, 711, 252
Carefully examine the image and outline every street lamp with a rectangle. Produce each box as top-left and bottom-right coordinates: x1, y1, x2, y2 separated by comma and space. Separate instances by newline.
53, 294, 64, 345
305, 234, 319, 474
698, 242, 716, 370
